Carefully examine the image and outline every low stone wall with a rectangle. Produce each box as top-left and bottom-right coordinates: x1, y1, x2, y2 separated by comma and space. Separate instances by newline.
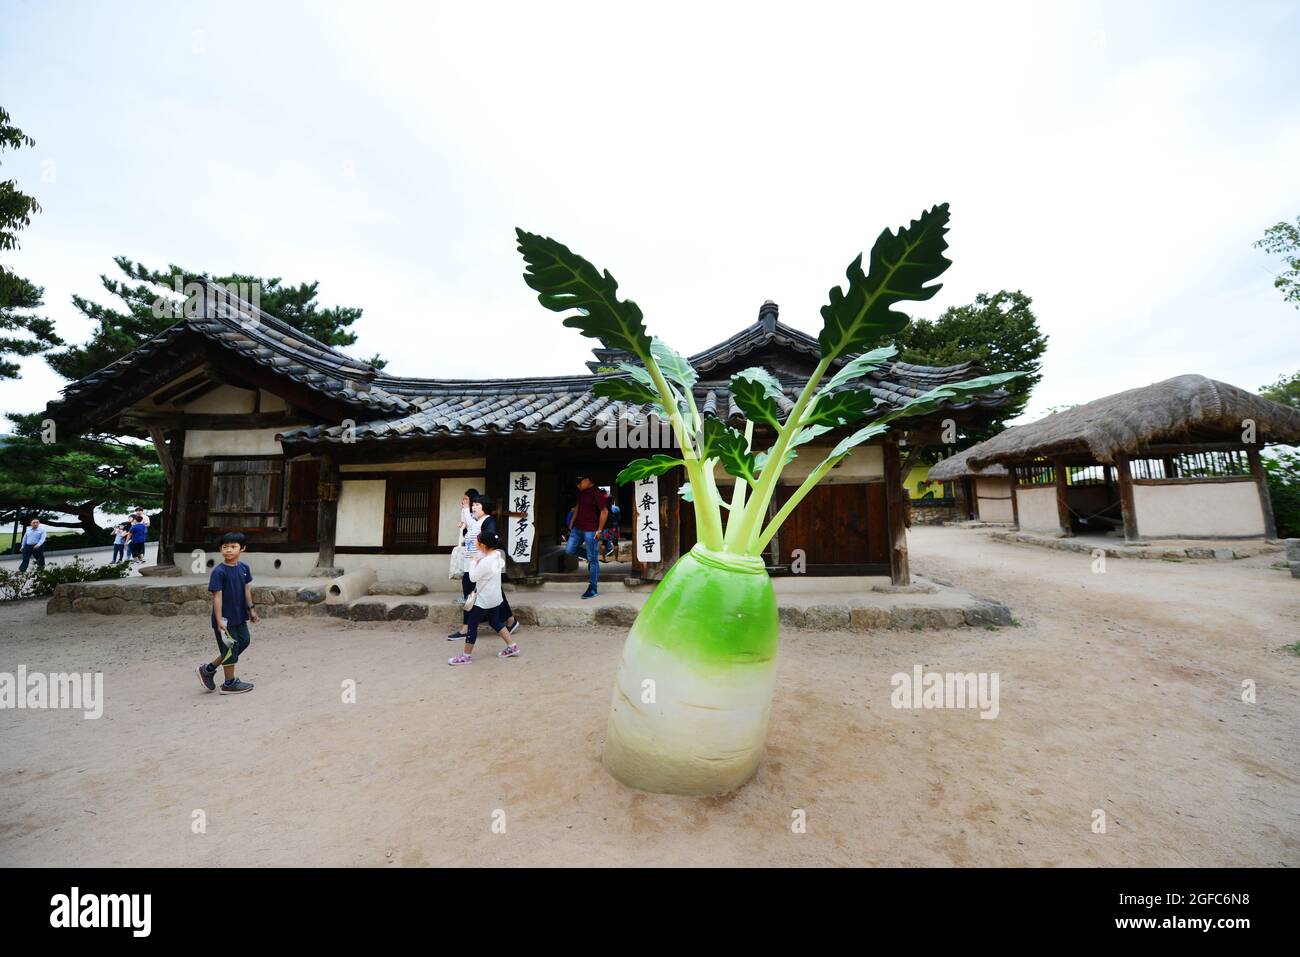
910, 502, 959, 525
46, 582, 328, 617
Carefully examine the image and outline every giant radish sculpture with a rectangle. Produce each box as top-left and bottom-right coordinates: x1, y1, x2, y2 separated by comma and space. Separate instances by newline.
517, 204, 1023, 795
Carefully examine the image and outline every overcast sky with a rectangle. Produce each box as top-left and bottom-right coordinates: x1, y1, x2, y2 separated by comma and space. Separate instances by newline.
2, 0, 1297, 430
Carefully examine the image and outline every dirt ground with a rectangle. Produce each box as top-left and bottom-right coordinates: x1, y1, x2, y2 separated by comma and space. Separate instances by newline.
2, 526, 1297, 867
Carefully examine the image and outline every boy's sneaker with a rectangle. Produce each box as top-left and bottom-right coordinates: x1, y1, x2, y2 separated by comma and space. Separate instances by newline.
508, 619, 521, 636
581, 588, 597, 599
447, 631, 468, 641
196, 664, 215, 692
448, 653, 473, 666
497, 644, 520, 659
220, 678, 254, 694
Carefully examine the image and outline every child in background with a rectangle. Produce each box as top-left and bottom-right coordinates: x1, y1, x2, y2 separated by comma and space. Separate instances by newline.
448, 531, 520, 665
111, 523, 129, 563
128, 514, 148, 562
196, 532, 259, 694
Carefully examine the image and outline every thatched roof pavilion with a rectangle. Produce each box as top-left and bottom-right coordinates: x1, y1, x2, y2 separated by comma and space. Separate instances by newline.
955, 375, 1300, 542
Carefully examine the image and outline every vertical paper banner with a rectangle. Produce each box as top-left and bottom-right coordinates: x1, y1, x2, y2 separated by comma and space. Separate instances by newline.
508, 472, 536, 562
634, 475, 661, 563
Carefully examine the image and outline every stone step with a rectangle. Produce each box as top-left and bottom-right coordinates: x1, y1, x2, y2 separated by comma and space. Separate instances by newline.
334, 592, 1011, 630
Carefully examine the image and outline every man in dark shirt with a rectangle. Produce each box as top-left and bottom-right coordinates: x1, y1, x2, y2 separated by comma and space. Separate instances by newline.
565, 474, 608, 598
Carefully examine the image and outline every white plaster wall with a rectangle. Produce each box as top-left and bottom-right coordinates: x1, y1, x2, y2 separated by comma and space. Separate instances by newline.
337, 480, 385, 546
335, 553, 459, 591
340, 457, 486, 472
975, 477, 1014, 523
1132, 481, 1265, 538
179, 384, 256, 414
185, 426, 307, 457
192, 551, 318, 577
1016, 486, 1061, 531
259, 389, 287, 412
437, 476, 484, 545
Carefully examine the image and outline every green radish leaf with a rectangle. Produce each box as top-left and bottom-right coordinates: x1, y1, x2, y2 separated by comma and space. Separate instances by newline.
651, 338, 698, 391
754, 444, 797, 473
802, 388, 877, 428
617, 455, 685, 485
817, 204, 952, 364
695, 415, 742, 461
875, 371, 1027, 424
730, 372, 784, 429
734, 366, 784, 400
616, 362, 655, 387
711, 423, 759, 484
818, 345, 898, 395
828, 422, 891, 461
592, 377, 659, 405
516, 229, 652, 359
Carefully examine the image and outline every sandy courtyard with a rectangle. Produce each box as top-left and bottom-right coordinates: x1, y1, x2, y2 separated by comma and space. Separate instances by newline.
1, 526, 1297, 867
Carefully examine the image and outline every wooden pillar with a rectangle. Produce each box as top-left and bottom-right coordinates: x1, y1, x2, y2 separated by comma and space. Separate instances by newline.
1008, 465, 1020, 529
153, 428, 184, 567
1052, 457, 1071, 536
313, 453, 340, 574
1115, 454, 1140, 543
883, 437, 910, 585
1247, 447, 1278, 540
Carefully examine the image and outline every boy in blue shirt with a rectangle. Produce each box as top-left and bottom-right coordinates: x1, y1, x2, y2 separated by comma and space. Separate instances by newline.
196, 532, 259, 694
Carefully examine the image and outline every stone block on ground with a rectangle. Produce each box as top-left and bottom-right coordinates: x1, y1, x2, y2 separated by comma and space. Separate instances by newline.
778, 606, 808, 629
535, 606, 593, 628
139, 564, 182, 577
1284, 539, 1300, 562
386, 602, 429, 621
179, 599, 209, 615
148, 602, 180, 617
1290, 561, 1300, 579
889, 606, 966, 630
296, 587, 326, 604
1213, 548, 1234, 561
349, 600, 389, 622
1184, 547, 1214, 559
804, 604, 851, 629
45, 597, 72, 615
871, 582, 938, 594
369, 580, 428, 596
963, 601, 1013, 627
593, 605, 639, 628
848, 606, 890, 631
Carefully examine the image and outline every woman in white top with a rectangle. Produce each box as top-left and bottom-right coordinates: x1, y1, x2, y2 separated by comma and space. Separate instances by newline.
448, 531, 521, 665
448, 489, 484, 641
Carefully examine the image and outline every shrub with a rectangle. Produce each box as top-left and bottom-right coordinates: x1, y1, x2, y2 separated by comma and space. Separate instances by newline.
1264, 451, 1300, 539
0, 558, 131, 601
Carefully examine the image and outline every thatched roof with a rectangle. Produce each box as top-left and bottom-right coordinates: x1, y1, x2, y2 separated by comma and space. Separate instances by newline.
926, 446, 1009, 480
965, 374, 1300, 468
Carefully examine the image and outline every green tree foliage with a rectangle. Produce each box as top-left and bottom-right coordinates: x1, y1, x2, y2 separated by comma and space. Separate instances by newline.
0, 106, 63, 379
0, 411, 165, 536
47, 257, 383, 380
889, 289, 1047, 451
1263, 450, 1300, 539
1255, 217, 1300, 308
1260, 369, 1300, 411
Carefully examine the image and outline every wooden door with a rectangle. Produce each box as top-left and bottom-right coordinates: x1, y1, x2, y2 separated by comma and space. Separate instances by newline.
182, 463, 211, 543
285, 459, 320, 547
771, 481, 888, 571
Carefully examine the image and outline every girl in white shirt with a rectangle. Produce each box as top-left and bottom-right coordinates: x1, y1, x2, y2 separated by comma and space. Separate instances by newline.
448, 531, 520, 665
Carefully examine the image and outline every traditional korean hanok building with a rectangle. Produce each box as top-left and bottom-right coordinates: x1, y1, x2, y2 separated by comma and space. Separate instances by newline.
925, 446, 1014, 523
46, 296, 1015, 586
960, 375, 1300, 541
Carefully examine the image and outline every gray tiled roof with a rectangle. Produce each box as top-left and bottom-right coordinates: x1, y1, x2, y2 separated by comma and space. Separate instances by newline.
279, 319, 1005, 446
46, 286, 1011, 445
49, 290, 415, 419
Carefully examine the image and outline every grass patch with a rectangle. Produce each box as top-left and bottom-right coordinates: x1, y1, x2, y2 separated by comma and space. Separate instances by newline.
1282, 641, 1300, 658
